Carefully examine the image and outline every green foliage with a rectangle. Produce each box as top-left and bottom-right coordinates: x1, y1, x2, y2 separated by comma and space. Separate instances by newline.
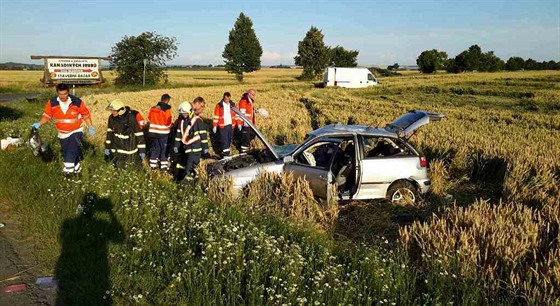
387, 63, 399, 71
416, 49, 448, 73
454, 45, 484, 72
328, 46, 359, 67
294, 26, 330, 80
480, 51, 505, 72
222, 12, 263, 82
110, 32, 178, 86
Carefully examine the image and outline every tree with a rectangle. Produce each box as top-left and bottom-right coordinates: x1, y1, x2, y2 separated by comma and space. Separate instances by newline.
506, 56, 525, 71
294, 26, 330, 80
480, 51, 505, 72
329, 46, 359, 67
454, 45, 484, 72
524, 58, 539, 70
416, 49, 448, 73
110, 32, 177, 86
222, 12, 263, 82
387, 63, 399, 71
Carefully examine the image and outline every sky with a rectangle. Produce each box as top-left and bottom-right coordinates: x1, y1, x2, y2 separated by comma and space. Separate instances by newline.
1, 0, 559, 66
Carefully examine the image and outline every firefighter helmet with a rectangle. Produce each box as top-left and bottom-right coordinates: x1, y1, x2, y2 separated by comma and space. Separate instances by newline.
106, 99, 125, 114
178, 101, 193, 115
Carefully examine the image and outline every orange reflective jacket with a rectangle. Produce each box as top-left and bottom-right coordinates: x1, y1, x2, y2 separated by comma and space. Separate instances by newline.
213, 101, 238, 128
148, 102, 172, 137
41, 95, 90, 138
237, 93, 255, 127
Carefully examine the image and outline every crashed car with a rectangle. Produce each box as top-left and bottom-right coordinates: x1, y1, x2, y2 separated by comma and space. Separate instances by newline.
207, 108, 444, 203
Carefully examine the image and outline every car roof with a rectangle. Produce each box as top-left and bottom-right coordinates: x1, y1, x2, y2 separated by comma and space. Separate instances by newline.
309, 124, 398, 138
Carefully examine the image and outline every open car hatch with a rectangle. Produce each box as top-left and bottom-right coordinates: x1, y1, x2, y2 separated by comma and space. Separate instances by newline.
232, 107, 280, 160
384, 110, 445, 139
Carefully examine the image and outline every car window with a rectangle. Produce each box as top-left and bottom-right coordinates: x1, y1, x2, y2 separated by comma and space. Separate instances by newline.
367, 74, 375, 81
362, 136, 411, 158
294, 141, 339, 169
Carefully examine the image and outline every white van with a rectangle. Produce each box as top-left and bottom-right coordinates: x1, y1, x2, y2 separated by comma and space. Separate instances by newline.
323, 67, 378, 88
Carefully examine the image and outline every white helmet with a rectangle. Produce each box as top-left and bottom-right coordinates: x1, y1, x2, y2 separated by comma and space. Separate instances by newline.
178, 101, 193, 114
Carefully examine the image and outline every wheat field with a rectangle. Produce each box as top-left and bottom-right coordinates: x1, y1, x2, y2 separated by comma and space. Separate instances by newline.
1, 68, 559, 304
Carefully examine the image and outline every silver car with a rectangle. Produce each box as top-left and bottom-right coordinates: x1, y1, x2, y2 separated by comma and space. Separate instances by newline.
207, 108, 444, 203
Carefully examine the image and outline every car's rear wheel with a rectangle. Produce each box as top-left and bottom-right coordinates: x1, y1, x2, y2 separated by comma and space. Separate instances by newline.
387, 181, 418, 204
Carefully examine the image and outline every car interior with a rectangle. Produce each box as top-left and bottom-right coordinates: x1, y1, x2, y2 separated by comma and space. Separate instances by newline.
295, 137, 357, 197
363, 137, 410, 158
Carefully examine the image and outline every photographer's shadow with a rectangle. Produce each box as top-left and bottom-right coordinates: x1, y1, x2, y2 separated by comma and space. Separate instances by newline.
55, 192, 124, 306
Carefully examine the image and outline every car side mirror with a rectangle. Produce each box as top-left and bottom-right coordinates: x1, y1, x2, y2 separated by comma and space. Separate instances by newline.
283, 156, 294, 164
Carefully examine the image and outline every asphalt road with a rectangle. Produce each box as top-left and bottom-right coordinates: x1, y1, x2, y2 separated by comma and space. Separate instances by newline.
0, 94, 40, 103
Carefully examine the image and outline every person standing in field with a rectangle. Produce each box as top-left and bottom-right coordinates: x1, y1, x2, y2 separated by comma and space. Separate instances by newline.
147, 94, 173, 171
212, 92, 238, 158
237, 88, 256, 153
104, 99, 146, 169
171, 101, 194, 181
31, 83, 95, 177
179, 97, 209, 181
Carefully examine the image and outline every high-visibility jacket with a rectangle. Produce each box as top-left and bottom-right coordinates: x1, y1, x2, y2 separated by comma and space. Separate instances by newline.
147, 102, 172, 138
126, 106, 146, 130
180, 115, 209, 154
105, 109, 146, 155
41, 95, 90, 138
213, 100, 238, 128
237, 93, 255, 127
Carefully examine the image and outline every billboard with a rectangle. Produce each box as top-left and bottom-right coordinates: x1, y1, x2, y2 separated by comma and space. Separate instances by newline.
47, 58, 100, 80
31, 56, 108, 85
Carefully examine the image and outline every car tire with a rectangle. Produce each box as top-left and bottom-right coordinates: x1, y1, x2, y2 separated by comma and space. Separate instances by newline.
387, 181, 418, 204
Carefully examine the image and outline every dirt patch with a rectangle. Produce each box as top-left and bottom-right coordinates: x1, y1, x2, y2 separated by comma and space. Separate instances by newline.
0, 202, 56, 305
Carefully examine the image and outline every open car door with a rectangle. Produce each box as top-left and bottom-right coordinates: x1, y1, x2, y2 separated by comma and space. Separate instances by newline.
283, 139, 342, 200
384, 110, 445, 139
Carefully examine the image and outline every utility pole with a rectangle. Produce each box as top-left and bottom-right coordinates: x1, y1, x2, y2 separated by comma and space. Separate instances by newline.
143, 59, 148, 87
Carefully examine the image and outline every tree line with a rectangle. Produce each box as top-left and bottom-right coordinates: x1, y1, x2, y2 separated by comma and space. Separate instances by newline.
109, 13, 359, 85
108, 13, 558, 85
416, 45, 560, 74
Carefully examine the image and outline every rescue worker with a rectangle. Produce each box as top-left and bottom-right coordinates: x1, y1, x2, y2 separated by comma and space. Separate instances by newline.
172, 102, 195, 182
237, 89, 256, 153
212, 92, 238, 158
147, 94, 172, 171
31, 83, 94, 177
129, 107, 146, 130
179, 97, 208, 181
104, 99, 146, 169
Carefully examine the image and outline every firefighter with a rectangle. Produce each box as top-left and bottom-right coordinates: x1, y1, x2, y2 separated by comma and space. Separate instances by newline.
212, 92, 238, 158
172, 102, 195, 182
237, 89, 256, 153
31, 83, 94, 177
147, 93, 173, 171
104, 99, 146, 169
180, 97, 208, 181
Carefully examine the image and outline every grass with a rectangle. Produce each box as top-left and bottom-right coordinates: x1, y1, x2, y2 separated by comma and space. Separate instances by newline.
1, 69, 559, 305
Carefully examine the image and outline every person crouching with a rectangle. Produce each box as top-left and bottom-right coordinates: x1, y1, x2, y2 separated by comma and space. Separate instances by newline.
104, 99, 146, 169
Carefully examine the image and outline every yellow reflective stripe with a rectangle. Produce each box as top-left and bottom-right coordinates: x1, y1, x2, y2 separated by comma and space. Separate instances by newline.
194, 130, 207, 135
176, 164, 185, 169
134, 132, 143, 136
105, 140, 111, 144
174, 138, 181, 141
114, 133, 130, 139
107, 128, 113, 132
201, 140, 208, 143
191, 148, 202, 152
116, 148, 138, 154
137, 144, 146, 148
